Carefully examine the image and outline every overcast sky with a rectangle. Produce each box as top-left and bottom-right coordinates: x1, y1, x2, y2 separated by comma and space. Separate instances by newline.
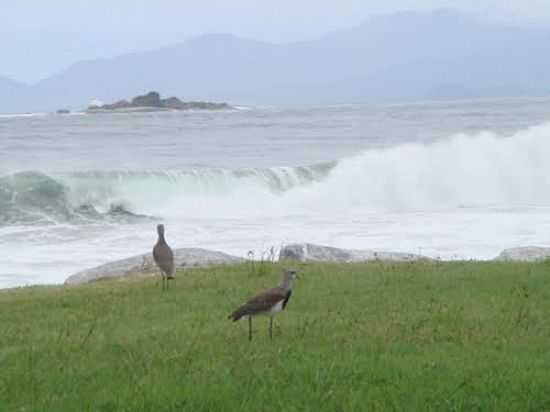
2, 0, 550, 83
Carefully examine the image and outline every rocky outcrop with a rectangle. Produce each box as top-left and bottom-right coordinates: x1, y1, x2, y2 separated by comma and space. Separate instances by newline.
65, 248, 244, 285
131, 91, 162, 107
87, 91, 231, 112
95, 99, 132, 110
494, 246, 550, 262
279, 243, 430, 263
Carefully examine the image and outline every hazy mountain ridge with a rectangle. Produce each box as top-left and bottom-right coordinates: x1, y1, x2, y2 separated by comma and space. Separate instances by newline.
0, 77, 28, 113
2, 9, 550, 113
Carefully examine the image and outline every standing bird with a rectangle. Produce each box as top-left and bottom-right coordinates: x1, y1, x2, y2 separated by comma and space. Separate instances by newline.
152, 224, 175, 290
229, 269, 298, 340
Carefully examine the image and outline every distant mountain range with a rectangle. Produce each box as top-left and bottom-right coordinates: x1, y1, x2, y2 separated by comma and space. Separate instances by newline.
0, 77, 27, 109
2, 9, 550, 113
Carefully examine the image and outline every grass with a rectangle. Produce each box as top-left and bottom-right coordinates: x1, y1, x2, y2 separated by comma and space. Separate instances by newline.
1, 260, 550, 411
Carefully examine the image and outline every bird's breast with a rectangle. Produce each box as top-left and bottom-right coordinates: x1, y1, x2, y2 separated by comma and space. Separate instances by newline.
268, 300, 284, 314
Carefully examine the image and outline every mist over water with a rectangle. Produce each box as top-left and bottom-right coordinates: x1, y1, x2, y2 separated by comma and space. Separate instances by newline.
1, 98, 550, 288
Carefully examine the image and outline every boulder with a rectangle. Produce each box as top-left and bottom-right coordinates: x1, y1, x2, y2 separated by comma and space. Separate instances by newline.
494, 246, 550, 262
162, 96, 186, 109
279, 243, 429, 262
131, 91, 162, 107
103, 99, 131, 110
183, 101, 231, 110
65, 248, 244, 285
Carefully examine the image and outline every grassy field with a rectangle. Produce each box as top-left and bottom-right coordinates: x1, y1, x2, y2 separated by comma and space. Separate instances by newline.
1, 260, 550, 411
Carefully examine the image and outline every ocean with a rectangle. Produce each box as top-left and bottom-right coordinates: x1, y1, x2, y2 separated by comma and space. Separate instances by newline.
1, 98, 550, 288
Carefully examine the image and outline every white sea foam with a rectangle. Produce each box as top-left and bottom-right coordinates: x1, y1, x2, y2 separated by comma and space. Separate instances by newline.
86, 122, 549, 219
0, 112, 48, 119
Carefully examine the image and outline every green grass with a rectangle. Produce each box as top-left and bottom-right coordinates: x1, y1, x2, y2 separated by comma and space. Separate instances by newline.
2, 260, 550, 411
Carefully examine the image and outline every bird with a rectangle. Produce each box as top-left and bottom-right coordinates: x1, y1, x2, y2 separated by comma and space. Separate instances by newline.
152, 224, 175, 290
229, 269, 298, 340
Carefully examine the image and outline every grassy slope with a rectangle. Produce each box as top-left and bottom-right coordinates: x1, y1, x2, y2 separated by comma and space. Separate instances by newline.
1, 261, 550, 411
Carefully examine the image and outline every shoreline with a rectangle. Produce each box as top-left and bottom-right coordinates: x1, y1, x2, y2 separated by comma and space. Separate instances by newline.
2, 244, 549, 291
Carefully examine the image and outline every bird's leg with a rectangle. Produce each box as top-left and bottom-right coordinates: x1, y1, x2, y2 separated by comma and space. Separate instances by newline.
248, 317, 252, 341
269, 317, 273, 340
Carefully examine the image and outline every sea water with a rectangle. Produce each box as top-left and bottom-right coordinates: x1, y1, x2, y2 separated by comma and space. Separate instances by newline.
1, 98, 550, 288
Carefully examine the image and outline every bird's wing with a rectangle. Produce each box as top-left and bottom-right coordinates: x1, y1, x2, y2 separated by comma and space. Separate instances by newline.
229, 287, 287, 321
282, 290, 292, 309
153, 243, 175, 277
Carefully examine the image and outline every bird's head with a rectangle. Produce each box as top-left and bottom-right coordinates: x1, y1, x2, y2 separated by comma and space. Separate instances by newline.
286, 269, 299, 280
280, 269, 298, 289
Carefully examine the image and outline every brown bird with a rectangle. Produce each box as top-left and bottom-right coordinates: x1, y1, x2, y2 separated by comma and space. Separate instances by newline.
152, 224, 175, 290
229, 269, 298, 340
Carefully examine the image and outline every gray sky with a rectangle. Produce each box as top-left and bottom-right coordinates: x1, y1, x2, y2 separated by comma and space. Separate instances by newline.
2, 0, 549, 83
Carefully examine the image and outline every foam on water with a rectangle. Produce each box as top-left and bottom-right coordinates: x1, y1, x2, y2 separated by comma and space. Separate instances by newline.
2, 122, 548, 225
297, 122, 550, 211
0, 113, 48, 119
104, 122, 550, 215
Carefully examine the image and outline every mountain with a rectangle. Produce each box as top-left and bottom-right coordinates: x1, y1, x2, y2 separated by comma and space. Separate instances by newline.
0, 77, 28, 113
3, 9, 550, 113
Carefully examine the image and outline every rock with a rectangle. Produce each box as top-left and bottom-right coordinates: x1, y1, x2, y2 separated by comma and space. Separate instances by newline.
160, 96, 185, 109
131, 91, 162, 107
279, 243, 430, 262
88, 100, 128, 111
86, 91, 232, 112
65, 248, 244, 285
494, 246, 550, 262
101, 99, 132, 110
177, 101, 231, 110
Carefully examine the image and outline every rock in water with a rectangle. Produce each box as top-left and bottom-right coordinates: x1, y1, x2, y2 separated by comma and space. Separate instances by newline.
65, 248, 244, 285
279, 243, 430, 262
131, 91, 162, 107
87, 90, 232, 112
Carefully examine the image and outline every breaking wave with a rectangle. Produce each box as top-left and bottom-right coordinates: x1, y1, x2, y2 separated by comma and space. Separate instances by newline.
1, 122, 549, 226
0, 163, 333, 225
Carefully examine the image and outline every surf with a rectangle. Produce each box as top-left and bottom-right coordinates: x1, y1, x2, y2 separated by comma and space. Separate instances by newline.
1, 121, 549, 226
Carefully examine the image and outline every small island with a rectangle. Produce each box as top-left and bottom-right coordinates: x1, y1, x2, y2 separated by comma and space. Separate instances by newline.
87, 91, 232, 112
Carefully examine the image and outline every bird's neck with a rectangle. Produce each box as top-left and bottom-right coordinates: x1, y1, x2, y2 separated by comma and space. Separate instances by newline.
157, 233, 166, 244
279, 276, 294, 291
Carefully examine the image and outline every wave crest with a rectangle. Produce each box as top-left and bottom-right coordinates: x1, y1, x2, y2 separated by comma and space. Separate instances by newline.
2, 122, 549, 226
0, 163, 333, 225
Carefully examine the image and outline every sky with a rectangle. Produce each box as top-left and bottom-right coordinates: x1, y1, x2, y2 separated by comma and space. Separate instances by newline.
2, 0, 550, 84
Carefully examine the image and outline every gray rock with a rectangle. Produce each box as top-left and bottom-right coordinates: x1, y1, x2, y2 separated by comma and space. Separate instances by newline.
65, 248, 244, 285
87, 91, 232, 112
494, 246, 550, 262
131, 91, 162, 107
279, 243, 429, 263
